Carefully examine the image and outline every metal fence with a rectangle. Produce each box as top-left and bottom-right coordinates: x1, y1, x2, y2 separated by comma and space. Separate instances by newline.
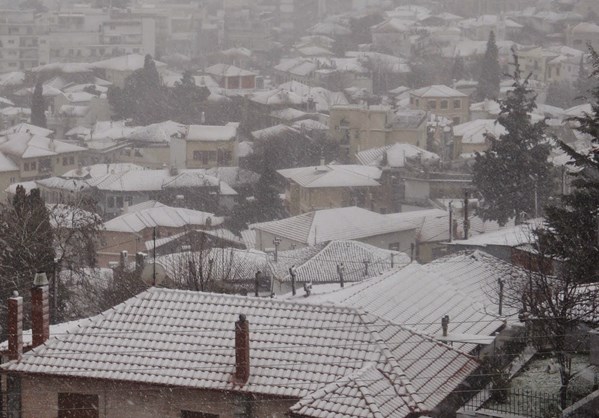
463, 388, 567, 418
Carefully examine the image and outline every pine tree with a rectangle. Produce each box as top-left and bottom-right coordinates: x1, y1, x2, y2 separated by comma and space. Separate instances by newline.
472, 53, 554, 226
30, 81, 47, 128
475, 31, 501, 101
450, 55, 466, 83
171, 71, 210, 124
538, 46, 599, 283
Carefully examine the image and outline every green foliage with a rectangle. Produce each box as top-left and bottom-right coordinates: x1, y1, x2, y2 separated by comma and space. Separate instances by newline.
170, 71, 210, 125
475, 31, 501, 101
473, 54, 554, 226
0, 186, 56, 337
30, 81, 47, 128
451, 55, 467, 82
538, 46, 599, 283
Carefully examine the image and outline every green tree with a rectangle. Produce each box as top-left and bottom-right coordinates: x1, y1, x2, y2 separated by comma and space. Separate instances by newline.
107, 54, 170, 125
538, 46, 599, 284
0, 186, 55, 337
475, 31, 501, 101
170, 71, 210, 125
472, 54, 554, 225
30, 81, 47, 128
450, 55, 467, 82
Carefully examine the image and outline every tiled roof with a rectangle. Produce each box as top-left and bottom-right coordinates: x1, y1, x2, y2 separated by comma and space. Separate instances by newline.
252, 207, 417, 245
272, 240, 410, 283
0, 133, 85, 158
186, 122, 239, 142
2, 289, 479, 417
411, 85, 466, 98
278, 165, 382, 188
356, 144, 439, 168
285, 263, 505, 352
104, 206, 223, 233
424, 250, 528, 319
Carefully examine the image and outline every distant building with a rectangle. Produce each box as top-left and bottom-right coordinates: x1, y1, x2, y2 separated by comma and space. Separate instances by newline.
410, 85, 470, 125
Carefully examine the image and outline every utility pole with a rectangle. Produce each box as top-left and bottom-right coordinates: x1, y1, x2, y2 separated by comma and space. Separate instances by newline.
448, 201, 453, 243
254, 271, 261, 297
289, 265, 297, 296
337, 263, 345, 288
498, 278, 504, 316
273, 237, 281, 262
463, 191, 470, 240
152, 227, 157, 286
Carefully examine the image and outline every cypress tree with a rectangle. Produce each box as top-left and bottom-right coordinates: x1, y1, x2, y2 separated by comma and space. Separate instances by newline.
475, 31, 501, 101
30, 81, 47, 128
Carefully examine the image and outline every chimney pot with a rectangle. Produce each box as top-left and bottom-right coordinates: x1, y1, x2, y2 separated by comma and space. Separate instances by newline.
31, 281, 50, 348
7, 293, 23, 361
234, 314, 250, 384
441, 315, 450, 337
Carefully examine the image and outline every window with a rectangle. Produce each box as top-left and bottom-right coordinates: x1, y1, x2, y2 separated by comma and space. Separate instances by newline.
116, 196, 123, 208
453, 117, 461, 125
181, 411, 218, 418
440, 100, 448, 109
63, 157, 69, 166
58, 393, 99, 418
427, 100, 436, 110
69, 156, 75, 165
107, 196, 114, 208
193, 151, 203, 161
453, 99, 461, 109
24, 162, 29, 171
30, 161, 37, 170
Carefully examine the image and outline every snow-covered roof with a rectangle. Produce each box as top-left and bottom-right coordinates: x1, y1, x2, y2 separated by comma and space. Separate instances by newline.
59, 104, 89, 117
424, 250, 528, 319
62, 163, 144, 179
453, 119, 507, 144
31, 62, 93, 74
0, 133, 85, 158
87, 169, 221, 192
278, 164, 382, 188
278, 81, 349, 112
270, 107, 309, 121
2, 288, 479, 417
185, 122, 239, 142
0, 122, 53, 137
92, 54, 166, 72
283, 262, 506, 352
411, 85, 467, 98
205, 63, 257, 78
449, 220, 542, 248
272, 240, 410, 283
292, 119, 329, 131
571, 22, 599, 33
0, 151, 19, 172
104, 205, 223, 233
0, 71, 25, 87
36, 177, 91, 192
205, 166, 260, 187
356, 143, 440, 168
127, 120, 185, 144
251, 207, 417, 245
0, 96, 15, 106
251, 124, 300, 140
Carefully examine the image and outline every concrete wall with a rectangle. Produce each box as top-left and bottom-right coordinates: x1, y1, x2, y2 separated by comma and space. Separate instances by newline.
16, 375, 295, 418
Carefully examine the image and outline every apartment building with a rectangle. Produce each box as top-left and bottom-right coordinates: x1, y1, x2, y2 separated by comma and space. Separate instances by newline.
0, 10, 48, 72
410, 85, 470, 125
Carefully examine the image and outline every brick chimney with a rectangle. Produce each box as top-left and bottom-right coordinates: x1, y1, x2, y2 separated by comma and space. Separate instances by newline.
7, 292, 23, 361
234, 314, 250, 384
31, 272, 50, 348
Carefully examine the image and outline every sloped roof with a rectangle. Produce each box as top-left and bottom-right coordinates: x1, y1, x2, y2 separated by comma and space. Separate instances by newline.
62, 163, 144, 179
424, 250, 528, 318
2, 288, 479, 417
186, 123, 239, 141
92, 54, 166, 72
86, 169, 221, 192
0, 71, 25, 87
453, 119, 507, 144
411, 85, 467, 98
0, 134, 85, 158
278, 164, 382, 188
126, 120, 185, 143
0, 122, 53, 137
273, 240, 410, 283
104, 205, 223, 233
251, 207, 417, 245
356, 143, 440, 168
205, 63, 257, 78
285, 263, 506, 352
0, 151, 19, 172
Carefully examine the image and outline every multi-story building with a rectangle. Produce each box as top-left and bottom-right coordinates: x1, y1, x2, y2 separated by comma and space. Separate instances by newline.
567, 22, 599, 53
0, 10, 48, 72
329, 105, 428, 162
409, 85, 470, 125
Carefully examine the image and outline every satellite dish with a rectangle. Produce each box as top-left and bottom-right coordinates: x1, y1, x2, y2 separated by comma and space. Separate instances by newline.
141, 262, 167, 286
